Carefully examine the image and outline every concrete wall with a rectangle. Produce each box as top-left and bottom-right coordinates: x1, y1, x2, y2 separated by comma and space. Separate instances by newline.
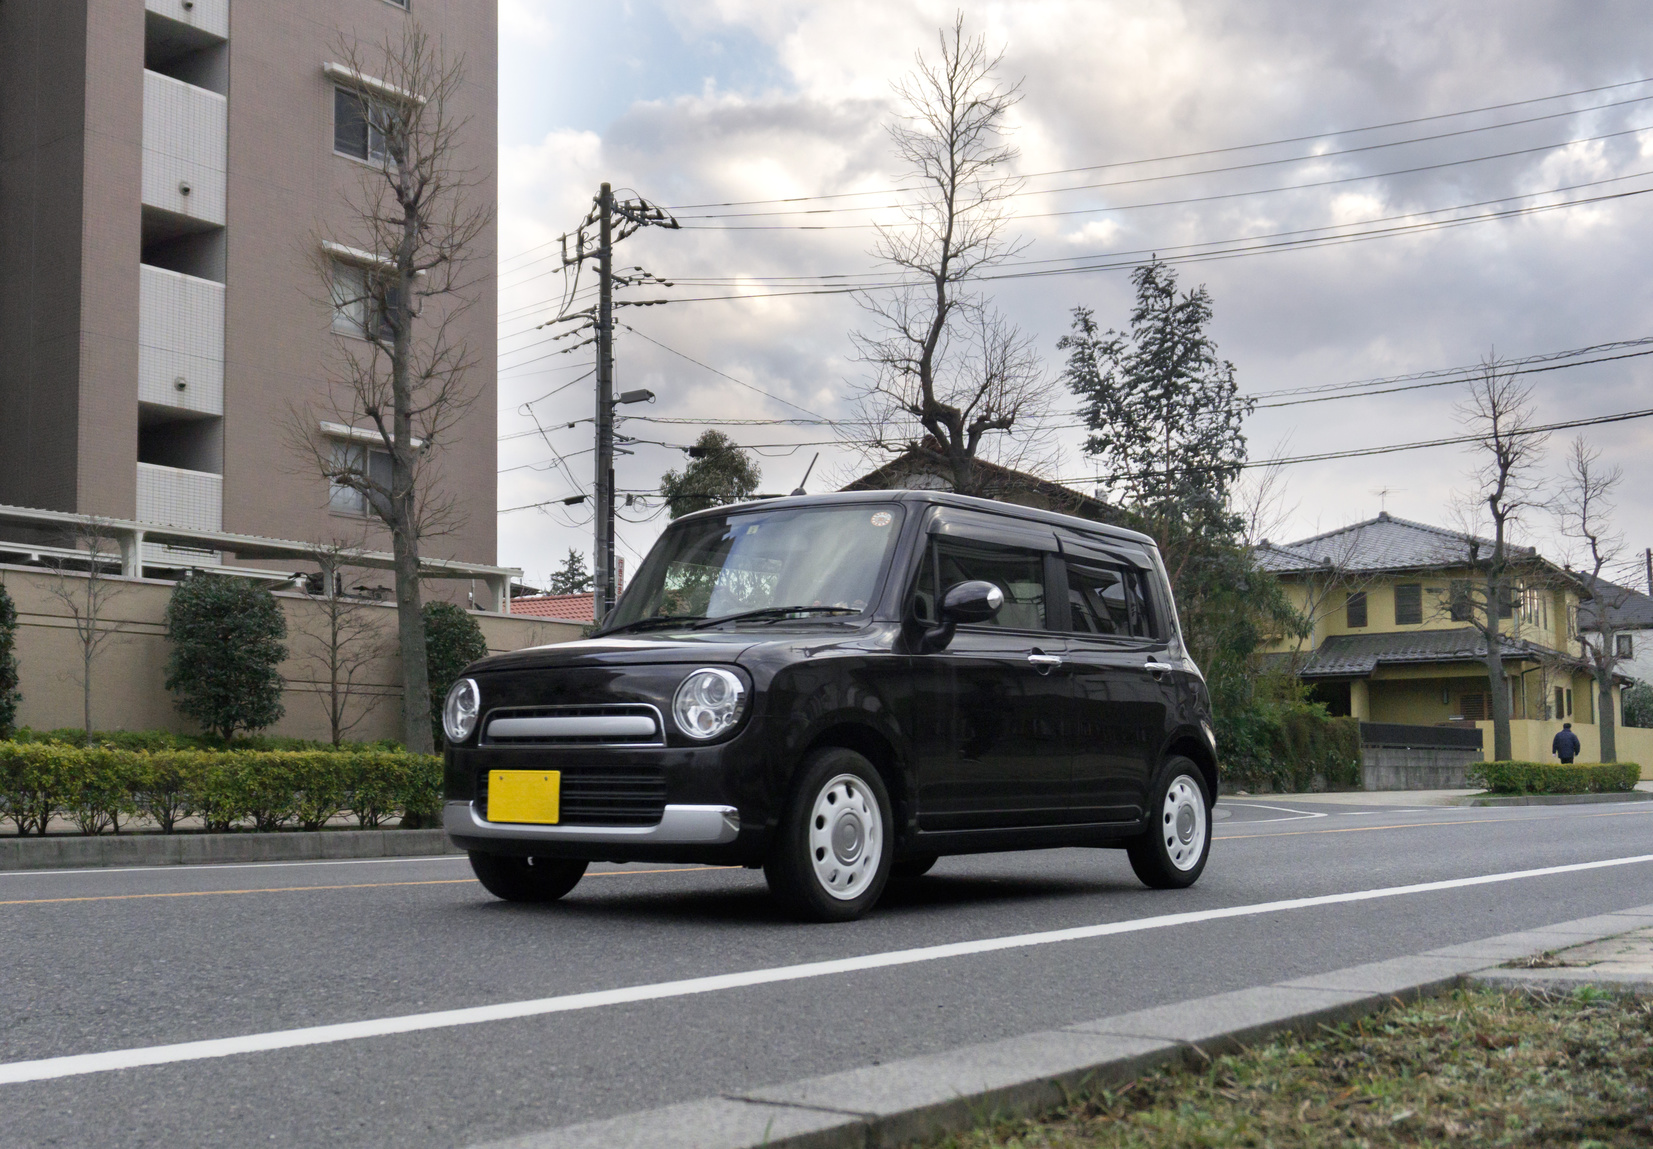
2, 563, 579, 742
1361, 746, 1483, 791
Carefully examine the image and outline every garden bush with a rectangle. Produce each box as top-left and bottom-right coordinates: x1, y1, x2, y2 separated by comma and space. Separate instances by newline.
0, 742, 440, 835
164, 574, 288, 740
424, 600, 489, 749
1467, 760, 1640, 795
1218, 701, 1361, 793
7, 727, 400, 753
0, 581, 19, 739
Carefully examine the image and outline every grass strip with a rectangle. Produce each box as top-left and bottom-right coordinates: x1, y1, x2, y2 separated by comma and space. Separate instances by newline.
927, 986, 1653, 1148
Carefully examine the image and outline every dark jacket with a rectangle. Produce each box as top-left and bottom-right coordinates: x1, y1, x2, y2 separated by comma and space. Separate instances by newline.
1552, 729, 1582, 760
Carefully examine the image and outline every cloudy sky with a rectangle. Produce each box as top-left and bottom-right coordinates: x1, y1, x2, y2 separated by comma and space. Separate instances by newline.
494, 0, 1653, 592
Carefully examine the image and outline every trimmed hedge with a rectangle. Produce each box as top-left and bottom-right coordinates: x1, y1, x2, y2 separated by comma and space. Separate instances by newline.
7, 728, 401, 753
1219, 705, 1362, 793
0, 742, 441, 836
1467, 761, 1641, 796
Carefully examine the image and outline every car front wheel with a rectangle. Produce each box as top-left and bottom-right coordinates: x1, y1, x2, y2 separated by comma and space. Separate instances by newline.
1126, 759, 1211, 889
468, 852, 588, 902
764, 747, 893, 922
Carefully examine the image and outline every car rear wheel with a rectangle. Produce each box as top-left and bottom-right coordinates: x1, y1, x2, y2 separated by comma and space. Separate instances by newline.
1126, 759, 1211, 889
468, 852, 588, 902
764, 747, 892, 922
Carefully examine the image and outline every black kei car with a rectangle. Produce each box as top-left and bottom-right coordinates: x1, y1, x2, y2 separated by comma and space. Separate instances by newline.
442, 490, 1217, 922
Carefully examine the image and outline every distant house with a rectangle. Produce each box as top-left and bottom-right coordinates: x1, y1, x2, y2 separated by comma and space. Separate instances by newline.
1256, 512, 1648, 765
510, 593, 599, 621
1577, 579, 1653, 687
843, 441, 1119, 524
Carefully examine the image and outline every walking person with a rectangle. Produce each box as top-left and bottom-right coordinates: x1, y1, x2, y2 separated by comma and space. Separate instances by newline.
1552, 722, 1581, 764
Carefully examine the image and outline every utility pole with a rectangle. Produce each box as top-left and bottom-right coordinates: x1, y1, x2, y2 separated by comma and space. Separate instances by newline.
559, 184, 679, 624
594, 183, 615, 626
1645, 546, 1651, 598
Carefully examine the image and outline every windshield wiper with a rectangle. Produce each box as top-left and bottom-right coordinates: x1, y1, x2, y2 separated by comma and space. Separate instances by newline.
601, 614, 708, 635
689, 606, 859, 629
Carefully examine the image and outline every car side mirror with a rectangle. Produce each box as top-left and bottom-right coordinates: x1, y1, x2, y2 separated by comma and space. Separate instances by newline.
942, 580, 1004, 625
912, 580, 1003, 654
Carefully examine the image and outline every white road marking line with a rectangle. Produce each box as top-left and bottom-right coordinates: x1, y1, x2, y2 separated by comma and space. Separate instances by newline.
0, 855, 470, 879
2, 852, 1650, 1086
1219, 801, 1328, 821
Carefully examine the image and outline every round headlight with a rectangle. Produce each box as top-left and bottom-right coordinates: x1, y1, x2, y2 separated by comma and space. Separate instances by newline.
673, 667, 747, 741
442, 677, 481, 744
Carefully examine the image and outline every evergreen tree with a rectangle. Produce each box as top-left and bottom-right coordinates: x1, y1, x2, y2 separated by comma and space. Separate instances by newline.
659, 430, 761, 519
1624, 682, 1653, 728
164, 575, 288, 741
547, 549, 593, 596
0, 582, 19, 739
424, 600, 489, 748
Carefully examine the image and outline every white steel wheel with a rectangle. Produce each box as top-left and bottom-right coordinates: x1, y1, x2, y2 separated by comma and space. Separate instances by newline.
1161, 774, 1207, 872
1127, 757, 1212, 890
807, 773, 884, 900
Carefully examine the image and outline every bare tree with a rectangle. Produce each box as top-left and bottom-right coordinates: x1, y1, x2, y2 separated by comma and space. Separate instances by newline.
290, 26, 490, 753
292, 544, 390, 747
1555, 435, 1634, 762
43, 518, 129, 739
1453, 356, 1548, 762
846, 16, 1052, 494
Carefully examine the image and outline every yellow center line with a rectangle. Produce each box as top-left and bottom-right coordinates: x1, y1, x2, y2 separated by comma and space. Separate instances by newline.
0, 865, 735, 907
1217, 806, 1653, 841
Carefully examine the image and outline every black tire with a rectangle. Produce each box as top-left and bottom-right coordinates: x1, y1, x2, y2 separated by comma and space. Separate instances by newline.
468, 852, 588, 903
764, 747, 893, 922
888, 854, 938, 882
1127, 758, 1212, 890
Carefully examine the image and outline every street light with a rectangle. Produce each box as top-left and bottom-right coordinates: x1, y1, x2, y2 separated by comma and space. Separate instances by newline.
616, 389, 655, 405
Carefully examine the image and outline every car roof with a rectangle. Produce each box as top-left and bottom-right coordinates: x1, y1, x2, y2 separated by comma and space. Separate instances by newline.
671, 488, 1157, 550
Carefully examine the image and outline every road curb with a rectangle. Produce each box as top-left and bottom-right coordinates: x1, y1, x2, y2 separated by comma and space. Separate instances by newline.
474, 903, 1653, 1149
0, 828, 461, 871
1452, 791, 1653, 807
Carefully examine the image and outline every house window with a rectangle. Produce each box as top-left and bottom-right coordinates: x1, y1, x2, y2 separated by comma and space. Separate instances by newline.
1448, 580, 1473, 621
1458, 693, 1488, 721
328, 441, 391, 516
1394, 583, 1422, 626
1617, 633, 1634, 659
1345, 591, 1367, 628
334, 88, 389, 162
1554, 686, 1565, 720
1566, 688, 1573, 717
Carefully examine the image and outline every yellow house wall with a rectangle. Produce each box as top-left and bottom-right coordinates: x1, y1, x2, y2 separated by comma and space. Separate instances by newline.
1474, 719, 1653, 777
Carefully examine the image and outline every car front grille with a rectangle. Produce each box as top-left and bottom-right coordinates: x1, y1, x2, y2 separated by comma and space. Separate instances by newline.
477, 765, 667, 826
480, 704, 665, 747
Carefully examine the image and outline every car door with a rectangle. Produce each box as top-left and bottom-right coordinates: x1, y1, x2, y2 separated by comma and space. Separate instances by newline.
907, 515, 1071, 831
1056, 541, 1171, 823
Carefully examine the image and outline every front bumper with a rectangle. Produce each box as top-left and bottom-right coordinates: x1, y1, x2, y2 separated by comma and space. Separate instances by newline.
443, 800, 742, 848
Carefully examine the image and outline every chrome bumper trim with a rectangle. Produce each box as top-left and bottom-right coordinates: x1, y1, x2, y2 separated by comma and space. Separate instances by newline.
444, 801, 741, 846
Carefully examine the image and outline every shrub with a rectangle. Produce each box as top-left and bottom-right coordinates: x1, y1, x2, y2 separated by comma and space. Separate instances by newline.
424, 600, 488, 748
9, 727, 401, 753
1217, 700, 1361, 793
0, 582, 19, 739
0, 743, 440, 835
1625, 683, 1653, 729
1467, 761, 1641, 795
164, 574, 288, 741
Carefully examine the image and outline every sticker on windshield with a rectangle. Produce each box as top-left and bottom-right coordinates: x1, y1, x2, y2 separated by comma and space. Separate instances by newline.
870, 511, 893, 527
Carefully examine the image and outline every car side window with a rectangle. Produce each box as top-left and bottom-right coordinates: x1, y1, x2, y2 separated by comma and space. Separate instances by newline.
1064, 559, 1155, 638
919, 538, 1048, 630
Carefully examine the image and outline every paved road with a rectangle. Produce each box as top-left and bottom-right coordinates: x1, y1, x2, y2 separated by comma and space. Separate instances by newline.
2, 797, 1651, 1148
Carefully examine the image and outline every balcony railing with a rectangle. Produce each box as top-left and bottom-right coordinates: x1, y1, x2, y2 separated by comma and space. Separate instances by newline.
136, 463, 223, 533
142, 70, 227, 225
144, 0, 228, 40
139, 264, 224, 415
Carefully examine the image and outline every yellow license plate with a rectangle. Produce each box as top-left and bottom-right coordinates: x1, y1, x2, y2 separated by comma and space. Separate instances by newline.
487, 770, 561, 824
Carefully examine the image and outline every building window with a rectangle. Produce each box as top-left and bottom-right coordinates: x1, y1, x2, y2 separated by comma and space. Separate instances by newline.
334, 88, 390, 163
1458, 693, 1488, 721
328, 441, 391, 516
1448, 580, 1473, 621
1616, 633, 1634, 659
1345, 591, 1367, 628
1394, 583, 1422, 626
329, 261, 399, 341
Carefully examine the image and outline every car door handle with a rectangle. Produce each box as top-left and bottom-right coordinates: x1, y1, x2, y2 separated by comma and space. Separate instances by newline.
1144, 661, 1174, 675
1027, 653, 1064, 669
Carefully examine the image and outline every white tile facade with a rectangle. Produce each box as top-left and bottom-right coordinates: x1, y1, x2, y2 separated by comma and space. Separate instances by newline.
144, 0, 229, 40
138, 264, 224, 415
141, 71, 227, 225
136, 462, 223, 531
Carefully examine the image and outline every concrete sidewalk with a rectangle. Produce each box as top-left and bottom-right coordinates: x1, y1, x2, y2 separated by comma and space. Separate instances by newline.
477, 905, 1653, 1149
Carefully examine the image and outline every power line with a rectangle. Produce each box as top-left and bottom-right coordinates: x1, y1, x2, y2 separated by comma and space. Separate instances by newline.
620, 325, 834, 421
656, 75, 1653, 210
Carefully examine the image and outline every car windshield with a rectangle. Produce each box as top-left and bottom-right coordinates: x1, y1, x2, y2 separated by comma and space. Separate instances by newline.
605, 503, 906, 630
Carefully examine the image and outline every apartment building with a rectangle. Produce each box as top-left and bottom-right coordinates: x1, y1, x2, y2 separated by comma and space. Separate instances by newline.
0, 0, 498, 569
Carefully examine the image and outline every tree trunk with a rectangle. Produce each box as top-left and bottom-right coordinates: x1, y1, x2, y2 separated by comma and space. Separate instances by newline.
1483, 576, 1511, 761
392, 527, 433, 754
1598, 669, 1617, 762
